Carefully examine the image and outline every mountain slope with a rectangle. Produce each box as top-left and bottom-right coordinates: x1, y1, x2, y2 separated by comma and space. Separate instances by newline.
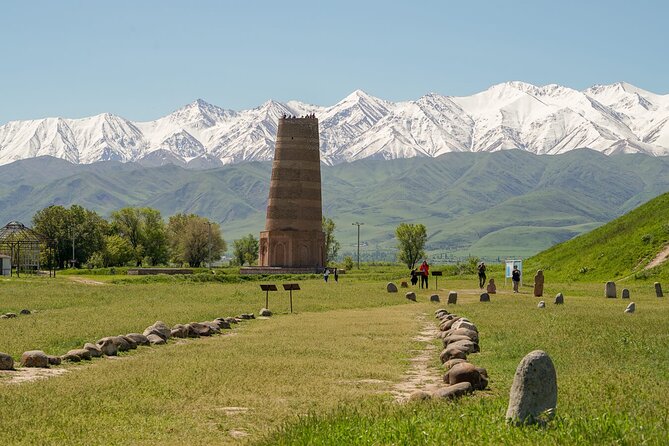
2, 151, 669, 262
1, 82, 668, 167
526, 192, 669, 281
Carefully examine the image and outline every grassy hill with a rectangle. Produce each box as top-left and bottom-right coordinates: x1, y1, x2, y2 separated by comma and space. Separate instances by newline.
2, 150, 669, 261
526, 192, 669, 282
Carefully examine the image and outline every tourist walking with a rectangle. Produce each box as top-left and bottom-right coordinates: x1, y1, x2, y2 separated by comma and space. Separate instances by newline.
512, 265, 521, 293
477, 262, 487, 289
324, 268, 329, 283
419, 260, 429, 289
334, 268, 339, 283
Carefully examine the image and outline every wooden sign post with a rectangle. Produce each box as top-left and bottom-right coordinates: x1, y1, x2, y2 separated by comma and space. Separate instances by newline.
432, 271, 443, 290
282, 283, 300, 313
259, 284, 278, 309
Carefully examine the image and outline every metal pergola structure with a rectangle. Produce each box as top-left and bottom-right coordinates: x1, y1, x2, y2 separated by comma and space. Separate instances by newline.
0, 221, 56, 277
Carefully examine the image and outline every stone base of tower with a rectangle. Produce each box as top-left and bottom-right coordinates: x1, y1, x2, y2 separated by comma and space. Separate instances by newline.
258, 230, 325, 268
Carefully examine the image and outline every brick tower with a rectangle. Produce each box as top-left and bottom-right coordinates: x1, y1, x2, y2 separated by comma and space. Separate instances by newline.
258, 115, 325, 269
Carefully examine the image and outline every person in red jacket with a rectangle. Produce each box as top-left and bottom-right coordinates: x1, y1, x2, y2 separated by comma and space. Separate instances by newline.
419, 260, 429, 289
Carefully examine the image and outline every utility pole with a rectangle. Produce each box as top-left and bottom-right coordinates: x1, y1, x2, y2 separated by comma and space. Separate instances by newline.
207, 222, 212, 268
352, 222, 364, 269
69, 227, 76, 268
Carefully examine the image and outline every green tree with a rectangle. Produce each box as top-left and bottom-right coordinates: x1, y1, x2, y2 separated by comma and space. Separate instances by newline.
343, 256, 354, 271
167, 214, 226, 267
110, 207, 168, 266
33, 204, 108, 268
100, 234, 135, 267
232, 234, 259, 266
323, 216, 340, 265
395, 223, 427, 270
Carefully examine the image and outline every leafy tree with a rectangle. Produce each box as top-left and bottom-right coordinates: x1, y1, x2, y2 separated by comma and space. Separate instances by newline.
33, 204, 108, 268
395, 223, 427, 269
101, 234, 135, 267
343, 256, 354, 271
167, 213, 226, 267
110, 207, 168, 266
232, 234, 259, 266
323, 216, 340, 264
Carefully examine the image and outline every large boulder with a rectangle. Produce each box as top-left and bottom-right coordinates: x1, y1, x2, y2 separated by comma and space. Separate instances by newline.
213, 318, 232, 329
259, 308, 272, 317
440, 344, 468, 362
20, 350, 49, 368
238, 313, 255, 320
62, 349, 92, 362
83, 343, 103, 358
170, 324, 189, 338
432, 382, 473, 399
449, 339, 480, 354
47, 355, 62, 366
435, 309, 449, 318
439, 317, 462, 332
446, 362, 486, 390
387, 282, 398, 293
405, 292, 417, 302
187, 322, 214, 337
146, 333, 166, 345
506, 350, 557, 425
96, 337, 118, 356
143, 321, 171, 341
0, 352, 14, 370
19, 309, 31, 315
442, 358, 467, 370
110, 336, 133, 352
442, 334, 475, 348
451, 319, 478, 332
447, 328, 479, 343
480, 293, 490, 302
125, 333, 150, 346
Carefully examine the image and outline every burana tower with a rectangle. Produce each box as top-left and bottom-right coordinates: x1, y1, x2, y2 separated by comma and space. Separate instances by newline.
258, 115, 325, 269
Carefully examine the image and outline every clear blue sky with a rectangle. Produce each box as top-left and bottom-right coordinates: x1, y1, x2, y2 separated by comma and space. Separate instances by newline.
1, 0, 667, 124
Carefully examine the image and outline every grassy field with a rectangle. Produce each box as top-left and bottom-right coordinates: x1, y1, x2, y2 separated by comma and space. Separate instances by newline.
1, 269, 668, 445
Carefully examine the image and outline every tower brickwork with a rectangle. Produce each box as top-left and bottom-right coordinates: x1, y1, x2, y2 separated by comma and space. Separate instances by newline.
259, 116, 325, 268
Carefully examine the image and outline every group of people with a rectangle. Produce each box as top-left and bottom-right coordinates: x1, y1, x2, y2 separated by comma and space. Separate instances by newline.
410, 260, 431, 289
478, 261, 521, 292
323, 267, 339, 283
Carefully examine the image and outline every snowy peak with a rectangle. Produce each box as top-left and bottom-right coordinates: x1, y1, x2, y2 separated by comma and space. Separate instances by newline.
0, 82, 668, 168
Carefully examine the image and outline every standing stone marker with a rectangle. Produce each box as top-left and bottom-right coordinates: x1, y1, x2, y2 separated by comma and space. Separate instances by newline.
621, 288, 630, 299
537, 301, 546, 308
387, 282, 398, 293
655, 282, 663, 297
605, 281, 617, 298
480, 292, 490, 302
448, 291, 458, 304
624, 302, 636, 314
533, 270, 544, 297
506, 350, 557, 425
486, 278, 497, 294
554, 293, 564, 304
430, 294, 440, 302
405, 292, 417, 302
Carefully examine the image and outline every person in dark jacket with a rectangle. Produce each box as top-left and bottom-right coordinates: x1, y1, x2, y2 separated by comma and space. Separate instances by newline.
477, 262, 487, 289
512, 266, 521, 293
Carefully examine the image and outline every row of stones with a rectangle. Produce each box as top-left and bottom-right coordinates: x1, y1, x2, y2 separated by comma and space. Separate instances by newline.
605, 281, 663, 298
411, 308, 489, 400
0, 309, 271, 371
1, 309, 32, 319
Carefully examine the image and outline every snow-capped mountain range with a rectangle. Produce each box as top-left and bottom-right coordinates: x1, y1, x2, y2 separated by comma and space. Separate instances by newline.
1, 81, 668, 167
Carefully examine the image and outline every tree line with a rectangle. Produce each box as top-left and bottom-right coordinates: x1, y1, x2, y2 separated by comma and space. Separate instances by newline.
33, 205, 226, 268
